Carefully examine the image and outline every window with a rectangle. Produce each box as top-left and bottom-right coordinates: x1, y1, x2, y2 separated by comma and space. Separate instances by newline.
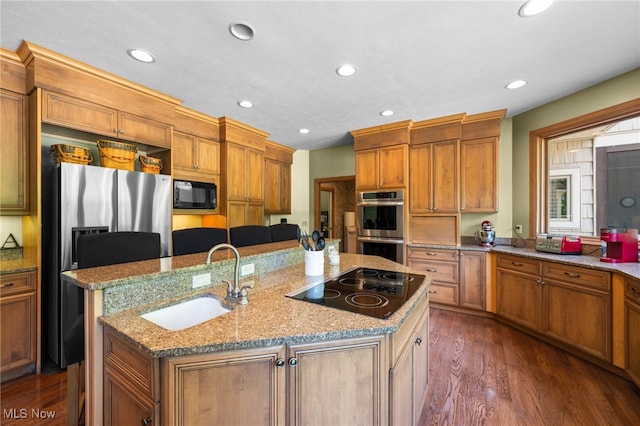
529, 98, 640, 243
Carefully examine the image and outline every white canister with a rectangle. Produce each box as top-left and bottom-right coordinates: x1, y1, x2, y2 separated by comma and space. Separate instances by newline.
304, 250, 325, 276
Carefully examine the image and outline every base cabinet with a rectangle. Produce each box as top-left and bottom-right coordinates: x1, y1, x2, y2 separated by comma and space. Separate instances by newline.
0, 270, 38, 382
625, 277, 640, 387
496, 254, 612, 362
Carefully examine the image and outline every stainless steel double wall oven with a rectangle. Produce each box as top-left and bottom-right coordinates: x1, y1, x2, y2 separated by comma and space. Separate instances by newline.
357, 190, 404, 263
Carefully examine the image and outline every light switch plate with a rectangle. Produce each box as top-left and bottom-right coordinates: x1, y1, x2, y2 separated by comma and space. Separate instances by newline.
192, 273, 211, 289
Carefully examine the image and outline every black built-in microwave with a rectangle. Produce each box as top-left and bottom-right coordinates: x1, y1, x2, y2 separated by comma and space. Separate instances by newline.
173, 179, 217, 210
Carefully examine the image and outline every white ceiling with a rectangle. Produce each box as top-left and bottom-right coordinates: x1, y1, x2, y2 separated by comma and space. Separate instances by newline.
1, 1, 639, 151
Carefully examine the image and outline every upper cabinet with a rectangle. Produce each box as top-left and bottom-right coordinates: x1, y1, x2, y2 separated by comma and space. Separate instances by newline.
264, 141, 295, 215
351, 121, 411, 190
460, 109, 506, 213
0, 89, 29, 215
42, 90, 172, 148
172, 106, 220, 183
220, 117, 268, 227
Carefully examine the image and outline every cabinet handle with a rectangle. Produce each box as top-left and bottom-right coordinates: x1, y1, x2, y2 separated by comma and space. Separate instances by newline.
415, 337, 423, 346
275, 358, 285, 368
0, 282, 14, 288
288, 357, 298, 367
141, 417, 152, 425
511, 261, 524, 267
425, 252, 438, 256
426, 268, 437, 272
631, 287, 639, 294
428, 290, 437, 294
564, 272, 581, 279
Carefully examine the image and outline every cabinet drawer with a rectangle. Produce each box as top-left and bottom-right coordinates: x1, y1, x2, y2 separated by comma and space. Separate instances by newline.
0, 271, 36, 296
406, 247, 458, 261
542, 262, 610, 291
407, 259, 458, 284
496, 254, 540, 276
428, 283, 458, 306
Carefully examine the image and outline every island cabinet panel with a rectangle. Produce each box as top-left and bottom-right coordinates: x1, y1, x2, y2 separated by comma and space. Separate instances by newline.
162, 346, 286, 426
287, 335, 387, 426
626, 277, 640, 387
0, 89, 29, 214
42, 90, 172, 148
496, 254, 613, 363
0, 270, 37, 382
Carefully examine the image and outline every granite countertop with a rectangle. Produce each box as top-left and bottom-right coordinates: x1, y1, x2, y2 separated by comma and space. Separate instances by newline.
99, 253, 431, 359
0, 257, 38, 274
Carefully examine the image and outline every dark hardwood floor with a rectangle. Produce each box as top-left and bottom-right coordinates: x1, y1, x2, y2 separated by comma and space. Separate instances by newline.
2, 308, 640, 425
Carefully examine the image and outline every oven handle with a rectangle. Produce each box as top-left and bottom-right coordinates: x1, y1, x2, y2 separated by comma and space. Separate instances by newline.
357, 201, 404, 206
357, 236, 404, 245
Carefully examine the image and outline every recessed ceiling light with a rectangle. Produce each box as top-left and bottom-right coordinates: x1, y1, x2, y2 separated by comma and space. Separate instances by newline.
380, 110, 394, 117
127, 48, 155, 63
506, 80, 528, 89
298, 128, 310, 134
336, 64, 357, 77
518, 0, 554, 17
237, 100, 254, 108
229, 22, 255, 41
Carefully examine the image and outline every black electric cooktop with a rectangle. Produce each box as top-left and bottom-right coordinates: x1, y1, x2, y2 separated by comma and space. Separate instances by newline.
288, 267, 425, 319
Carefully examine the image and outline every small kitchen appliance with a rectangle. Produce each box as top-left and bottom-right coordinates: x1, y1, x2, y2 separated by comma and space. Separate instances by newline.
535, 234, 582, 254
288, 267, 425, 319
600, 228, 638, 263
474, 220, 495, 246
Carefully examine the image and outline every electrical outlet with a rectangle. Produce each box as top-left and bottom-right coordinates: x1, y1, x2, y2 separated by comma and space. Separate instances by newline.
241, 263, 255, 276
192, 273, 211, 289
514, 224, 523, 234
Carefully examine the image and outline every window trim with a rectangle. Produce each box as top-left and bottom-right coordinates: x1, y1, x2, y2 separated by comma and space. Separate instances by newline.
529, 97, 640, 245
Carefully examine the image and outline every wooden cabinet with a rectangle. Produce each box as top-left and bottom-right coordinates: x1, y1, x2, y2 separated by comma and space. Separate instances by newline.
351, 120, 411, 191
459, 110, 505, 213
287, 335, 386, 425
409, 140, 458, 213
496, 254, 612, 362
0, 270, 38, 382
104, 330, 159, 426
264, 141, 295, 214
407, 247, 459, 306
355, 144, 408, 190
224, 142, 264, 226
389, 294, 429, 426
42, 90, 172, 148
0, 89, 29, 214
459, 250, 486, 310
625, 277, 640, 387
173, 132, 220, 181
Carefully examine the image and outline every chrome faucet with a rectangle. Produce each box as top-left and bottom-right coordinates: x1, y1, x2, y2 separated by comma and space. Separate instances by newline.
205, 243, 253, 304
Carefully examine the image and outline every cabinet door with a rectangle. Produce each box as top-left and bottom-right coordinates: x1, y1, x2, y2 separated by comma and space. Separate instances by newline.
227, 201, 247, 228
431, 140, 458, 212
626, 289, 640, 387
226, 143, 247, 200
0, 292, 37, 376
355, 149, 380, 190
460, 137, 498, 212
264, 158, 282, 213
172, 132, 197, 172
413, 315, 429, 425
390, 335, 413, 426
42, 90, 118, 137
1, 90, 29, 213
195, 137, 220, 176
247, 202, 265, 226
542, 279, 611, 361
104, 369, 158, 426
118, 112, 171, 148
496, 268, 541, 331
246, 148, 264, 202
281, 162, 292, 214
409, 144, 433, 213
459, 251, 486, 310
165, 346, 285, 426
379, 145, 407, 188
288, 336, 385, 425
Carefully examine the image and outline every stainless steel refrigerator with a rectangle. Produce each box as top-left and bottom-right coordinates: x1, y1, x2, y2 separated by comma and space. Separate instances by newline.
42, 162, 171, 368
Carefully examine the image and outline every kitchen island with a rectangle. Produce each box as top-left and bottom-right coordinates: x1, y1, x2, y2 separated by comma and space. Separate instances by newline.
63, 240, 431, 426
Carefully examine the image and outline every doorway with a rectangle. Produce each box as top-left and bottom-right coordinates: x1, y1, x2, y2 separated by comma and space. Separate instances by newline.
313, 176, 355, 251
